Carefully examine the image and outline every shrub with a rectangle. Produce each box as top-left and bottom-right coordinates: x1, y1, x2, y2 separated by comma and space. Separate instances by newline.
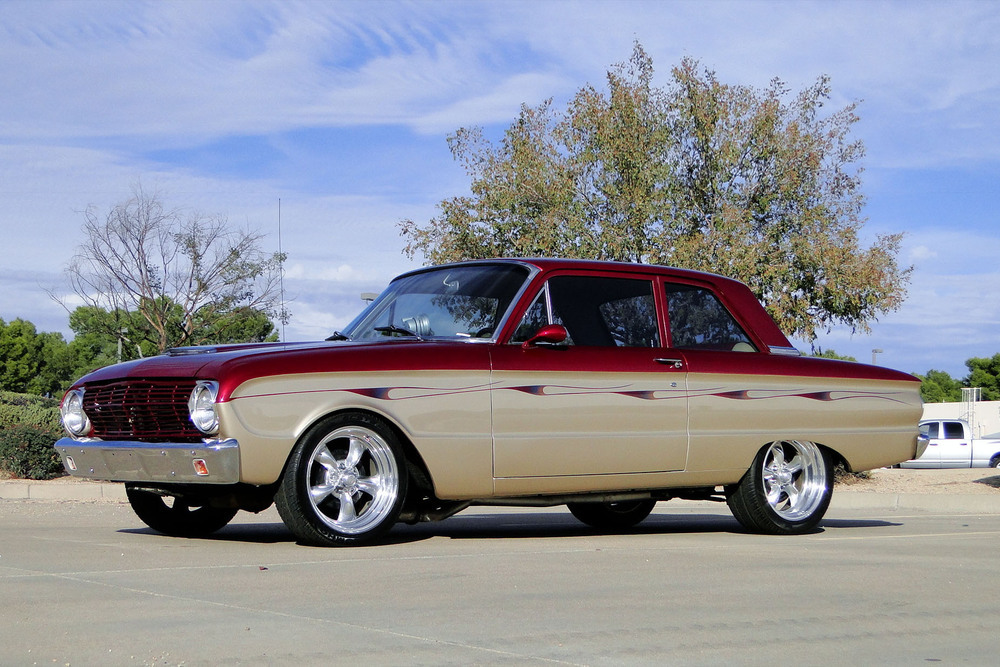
0, 391, 61, 430
833, 462, 872, 485
0, 424, 65, 480
0, 391, 64, 479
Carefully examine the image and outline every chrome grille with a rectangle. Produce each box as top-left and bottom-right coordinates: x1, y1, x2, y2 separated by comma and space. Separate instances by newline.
82, 379, 201, 442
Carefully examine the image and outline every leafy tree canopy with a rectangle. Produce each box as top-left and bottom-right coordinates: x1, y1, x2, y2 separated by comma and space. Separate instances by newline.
916, 369, 965, 403
68, 302, 278, 373
400, 42, 910, 342
965, 354, 1000, 402
811, 349, 857, 362
0, 318, 73, 396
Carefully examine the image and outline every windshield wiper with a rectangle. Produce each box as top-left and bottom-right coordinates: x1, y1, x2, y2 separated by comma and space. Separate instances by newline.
325, 331, 350, 341
374, 325, 422, 339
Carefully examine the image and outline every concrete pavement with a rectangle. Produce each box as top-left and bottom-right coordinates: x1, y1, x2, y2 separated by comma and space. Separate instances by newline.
4, 499, 1000, 665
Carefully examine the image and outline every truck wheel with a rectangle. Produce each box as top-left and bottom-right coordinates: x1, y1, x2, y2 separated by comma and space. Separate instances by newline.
990, 456, 1000, 469
726, 440, 832, 535
567, 500, 656, 530
275, 412, 407, 546
125, 485, 238, 537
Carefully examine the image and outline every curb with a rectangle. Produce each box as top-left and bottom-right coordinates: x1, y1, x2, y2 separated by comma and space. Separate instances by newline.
831, 491, 1000, 514
3, 480, 1000, 513
0, 480, 127, 501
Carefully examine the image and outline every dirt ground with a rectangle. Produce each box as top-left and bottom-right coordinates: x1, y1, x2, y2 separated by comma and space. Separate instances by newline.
839, 467, 1000, 494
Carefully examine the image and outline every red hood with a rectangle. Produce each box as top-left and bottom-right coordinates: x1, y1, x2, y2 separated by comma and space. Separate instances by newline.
72, 339, 491, 402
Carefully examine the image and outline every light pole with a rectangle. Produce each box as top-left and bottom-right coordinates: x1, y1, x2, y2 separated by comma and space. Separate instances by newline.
872, 348, 884, 365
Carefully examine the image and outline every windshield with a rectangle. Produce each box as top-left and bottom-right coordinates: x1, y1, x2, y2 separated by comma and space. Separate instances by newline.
343, 263, 532, 341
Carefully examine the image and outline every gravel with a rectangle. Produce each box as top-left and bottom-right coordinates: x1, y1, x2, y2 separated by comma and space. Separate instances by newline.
838, 467, 1000, 495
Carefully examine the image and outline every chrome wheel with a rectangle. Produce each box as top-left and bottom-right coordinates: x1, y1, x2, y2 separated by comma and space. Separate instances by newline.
276, 413, 407, 546
726, 440, 832, 535
760, 440, 828, 521
306, 426, 401, 535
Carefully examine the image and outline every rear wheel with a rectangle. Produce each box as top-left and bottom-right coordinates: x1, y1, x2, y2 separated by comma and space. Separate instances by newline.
125, 485, 238, 537
567, 499, 656, 530
726, 440, 832, 535
275, 412, 407, 546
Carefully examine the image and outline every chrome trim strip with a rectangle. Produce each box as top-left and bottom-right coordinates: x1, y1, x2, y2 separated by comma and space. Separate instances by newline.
768, 345, 802, 357
53, 437, 240, 484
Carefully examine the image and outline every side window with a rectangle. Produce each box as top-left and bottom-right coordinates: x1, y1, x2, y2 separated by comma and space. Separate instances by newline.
922, 422, 939, 439
942, 422, 965, 439
511, 275, 659, 347
664, 283, 756, 352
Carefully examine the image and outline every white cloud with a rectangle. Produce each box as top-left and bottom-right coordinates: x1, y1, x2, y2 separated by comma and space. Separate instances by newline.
908, 245, 938, 262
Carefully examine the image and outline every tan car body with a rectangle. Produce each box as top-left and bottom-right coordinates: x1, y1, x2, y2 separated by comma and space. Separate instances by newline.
220, 365, 921, 498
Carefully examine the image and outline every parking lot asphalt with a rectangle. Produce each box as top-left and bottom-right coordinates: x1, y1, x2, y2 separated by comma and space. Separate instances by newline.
3, 488, 1000, 665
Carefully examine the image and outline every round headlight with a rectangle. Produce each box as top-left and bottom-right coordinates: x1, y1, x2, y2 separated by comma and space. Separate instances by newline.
188, 381, 220, 435
61, 389, 91, 437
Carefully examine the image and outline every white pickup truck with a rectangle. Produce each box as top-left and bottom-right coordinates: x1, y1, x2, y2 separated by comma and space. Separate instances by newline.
899, 419, 1000, 468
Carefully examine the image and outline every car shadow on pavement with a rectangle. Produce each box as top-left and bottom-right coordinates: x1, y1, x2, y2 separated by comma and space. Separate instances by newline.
119, 524, 296, 544
819, 518, 902, 529
118, 512, 903, 547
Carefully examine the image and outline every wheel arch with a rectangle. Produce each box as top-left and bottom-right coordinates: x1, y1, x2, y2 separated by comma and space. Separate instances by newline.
279, 406, 437, 501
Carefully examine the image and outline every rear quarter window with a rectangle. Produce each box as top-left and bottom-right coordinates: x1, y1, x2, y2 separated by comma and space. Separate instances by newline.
664, 283, 756, 352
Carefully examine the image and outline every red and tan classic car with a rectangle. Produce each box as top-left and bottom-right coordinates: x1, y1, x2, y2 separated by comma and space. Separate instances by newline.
55, 259, 925, 546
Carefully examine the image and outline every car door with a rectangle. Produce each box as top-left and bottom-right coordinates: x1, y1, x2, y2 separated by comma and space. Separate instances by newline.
489, 272, 689, 492
658, 281, 781, 473
907, 421, 943, 467
936, 420, 973, 467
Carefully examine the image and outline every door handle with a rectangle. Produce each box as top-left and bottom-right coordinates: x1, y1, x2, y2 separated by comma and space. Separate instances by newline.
655, 358, 684, 369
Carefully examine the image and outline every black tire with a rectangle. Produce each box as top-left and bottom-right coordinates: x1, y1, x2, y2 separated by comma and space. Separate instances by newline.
726, 440, 833, 535
275, 412, 408, 546
567, 499, 656, 530
125, 485, 238, 537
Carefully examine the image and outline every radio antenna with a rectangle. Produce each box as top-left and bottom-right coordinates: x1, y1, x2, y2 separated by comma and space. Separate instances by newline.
278, 198, 286, 343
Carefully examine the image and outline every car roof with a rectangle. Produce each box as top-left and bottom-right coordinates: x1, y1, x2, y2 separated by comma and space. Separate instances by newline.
401, 257, 738, 286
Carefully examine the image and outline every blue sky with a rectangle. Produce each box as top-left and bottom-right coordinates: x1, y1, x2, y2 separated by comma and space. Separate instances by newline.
1, 0, 997, 377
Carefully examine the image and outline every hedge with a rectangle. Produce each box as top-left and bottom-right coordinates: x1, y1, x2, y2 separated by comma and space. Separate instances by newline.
0, 391, 65, 480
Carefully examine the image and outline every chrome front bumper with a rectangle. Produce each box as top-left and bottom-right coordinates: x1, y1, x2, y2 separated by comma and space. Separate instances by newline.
54, 438, 240, 484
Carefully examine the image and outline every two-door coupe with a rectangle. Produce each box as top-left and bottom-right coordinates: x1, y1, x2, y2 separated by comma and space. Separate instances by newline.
55, 259, 926, 545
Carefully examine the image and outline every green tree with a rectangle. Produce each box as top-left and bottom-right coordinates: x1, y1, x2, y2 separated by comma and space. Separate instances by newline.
0, 318, 73, 395
812, 349, 857, 362
916, 369, 964, 403
965, 354, 1000, 401
400, 42, 910, 342
67, 302, 278, 375
58, 182, 287, 354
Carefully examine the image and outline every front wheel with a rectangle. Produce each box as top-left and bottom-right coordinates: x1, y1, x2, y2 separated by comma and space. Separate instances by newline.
125, 485, 238, 537
567, 499, 656, 530
726, 440, 832, 535
275, 413, 408, 546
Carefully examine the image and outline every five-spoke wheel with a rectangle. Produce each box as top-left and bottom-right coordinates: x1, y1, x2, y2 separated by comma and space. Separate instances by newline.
276, 413, 407, 546
726, 440, 832, 535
